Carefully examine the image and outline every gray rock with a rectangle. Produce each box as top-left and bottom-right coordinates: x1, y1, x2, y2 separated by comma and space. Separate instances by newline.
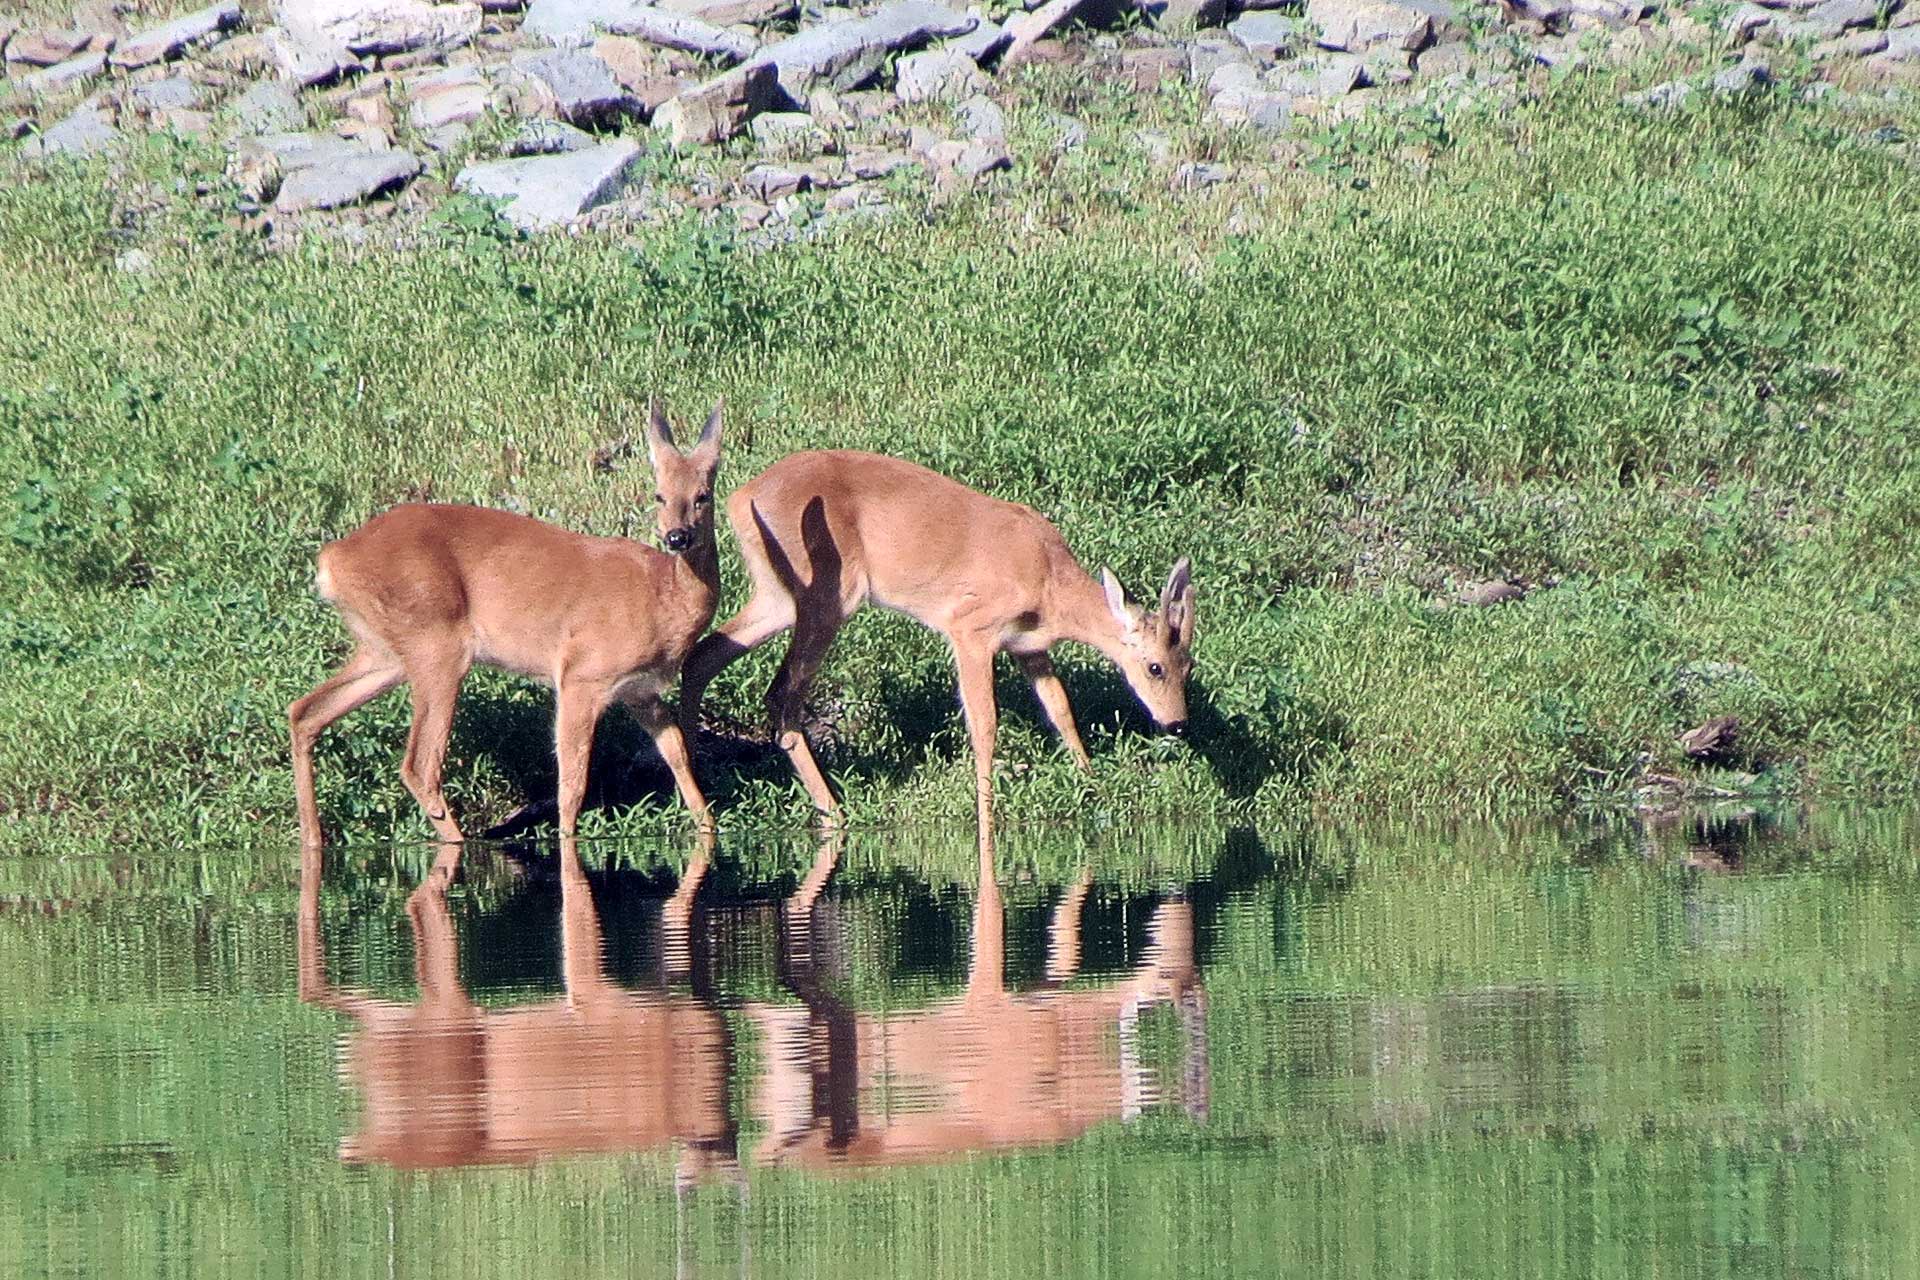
20, 107, 119, 157
847, 147, 918, 177
1306, 0, 1432, 51
1566, 0, 1639, 23
1046, 111, 1088, 150
454, 138, 642, 227
749, 1, 976, 102
525, 0, 757, 60
230, 82, 307, 133
1273, 53, 1366, 96
1723, 4, 1774, 39
1811, 28, 1887, 56
895, 48, 987, 101
274, 0, 482, 56
507, 118, 596, 153
1711, 58, 1771, 93
262, 25, 362, 87
112, 3, 242, 69
22, 51, 108, 96
658, 0, 795, 22
408, 65, 493, 128
274, 147, 422, 210
145, 82, 208, 115
652, 62, 779, 145
1229, 12, 1299, 59
115, 248, 155, 274
1211, 83, 1293, 128
1805, 0, 1878, 31
926, 138, 1008, 178
1189, 36, 1252, 85
513, 48, 638, 125
1172, 161, 1232, 188
750, 110, 828, 156
947, 13, 1009, 62
6, 29, 93, 66
743, 163, 809, 200
955, 94, 1005, 142
1884, 26, 1920, 58
1622, 78, 1690, 108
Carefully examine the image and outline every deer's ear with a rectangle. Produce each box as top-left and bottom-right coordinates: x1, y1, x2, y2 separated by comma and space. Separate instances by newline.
1162, 557, 1194, 646
1101, 568, 1133, 631
645, 399, 677, 471
691, 398, 723, 469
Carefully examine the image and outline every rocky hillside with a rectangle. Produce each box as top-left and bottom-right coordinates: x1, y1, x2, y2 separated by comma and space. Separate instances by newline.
2, 0, 1913, 244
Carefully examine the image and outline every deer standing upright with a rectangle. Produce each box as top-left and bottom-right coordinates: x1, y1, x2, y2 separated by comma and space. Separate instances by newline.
288, 401, 725, 851
677, 451, 1196, 830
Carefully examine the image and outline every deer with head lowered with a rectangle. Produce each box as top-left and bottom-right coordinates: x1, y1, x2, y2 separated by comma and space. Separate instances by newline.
288, 400, 725, 852
677, 450, 1195, 832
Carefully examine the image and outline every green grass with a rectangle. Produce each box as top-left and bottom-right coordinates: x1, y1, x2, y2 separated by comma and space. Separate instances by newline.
3, 61, 1919, 852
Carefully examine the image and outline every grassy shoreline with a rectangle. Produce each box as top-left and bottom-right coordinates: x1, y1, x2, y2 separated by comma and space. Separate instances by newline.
3, 63, 1918, 853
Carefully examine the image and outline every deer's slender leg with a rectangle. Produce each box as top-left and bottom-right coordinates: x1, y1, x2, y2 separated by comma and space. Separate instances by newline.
1017, 650, 1091, 771
288, 646, 406, 849
766, 611, 845, 819
553, 678, 614, 837
398, 648, 471, 846
952, 638, 1001, 834
623, 688, 716, 833
679, 591, 796, 741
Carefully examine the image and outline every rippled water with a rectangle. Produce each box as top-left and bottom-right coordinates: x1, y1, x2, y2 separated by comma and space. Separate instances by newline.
4, 810, 1919, 1278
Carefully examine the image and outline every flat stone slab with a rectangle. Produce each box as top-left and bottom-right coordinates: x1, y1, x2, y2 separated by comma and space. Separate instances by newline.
229, 81, 307, 133
748, 0, 975, 102
895, 48, 986, 102
22, 51, 108, 95
652, 61, 778, 145
112, 3, 242, 69
262, 24, 363, 86
274, 147, 423, 210
658, 0, 796, 24
276, 0, 481, 56
21, 108, 120, 157
454, 138, 641, 228
7, 30, 94, 66
507, 118, 597, 154
408, 64, 493, 128
1306, 0, 1432, 51
132, 77, 207, 111
513, 48, 638, 125
525, 0, 757, 60
1229, 13, 1299, 60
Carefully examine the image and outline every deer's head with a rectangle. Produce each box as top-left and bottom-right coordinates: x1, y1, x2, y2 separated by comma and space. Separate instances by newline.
646, 399, 723, 555
1101, 558, 1196, 735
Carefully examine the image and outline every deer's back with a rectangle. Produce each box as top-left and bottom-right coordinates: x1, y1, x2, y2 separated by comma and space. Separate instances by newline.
737, 451, 1072, 621
317, 504, 679, 678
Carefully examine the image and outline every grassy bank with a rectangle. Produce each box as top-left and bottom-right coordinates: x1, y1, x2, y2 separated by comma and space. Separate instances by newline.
3, 62, 1919, 852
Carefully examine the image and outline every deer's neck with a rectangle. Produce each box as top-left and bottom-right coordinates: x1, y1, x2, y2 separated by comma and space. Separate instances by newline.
672, 531, 723, 617
1055, 562, 1131, 666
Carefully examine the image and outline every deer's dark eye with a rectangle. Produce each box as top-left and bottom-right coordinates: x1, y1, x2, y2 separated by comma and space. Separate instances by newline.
695, 492, 711, 506
652, 492, 664, 504
1148, 662, 1166, 679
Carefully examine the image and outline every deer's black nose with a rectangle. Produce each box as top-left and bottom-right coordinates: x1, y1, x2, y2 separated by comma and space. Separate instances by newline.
664, 527, 693, 552
1163, 719, 1189, 738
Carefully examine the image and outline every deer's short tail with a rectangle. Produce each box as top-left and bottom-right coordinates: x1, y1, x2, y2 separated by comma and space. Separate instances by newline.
313, 544, 340, 603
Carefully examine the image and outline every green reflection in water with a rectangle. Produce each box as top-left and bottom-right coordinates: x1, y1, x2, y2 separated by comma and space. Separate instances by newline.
1, 808, 1917, 1279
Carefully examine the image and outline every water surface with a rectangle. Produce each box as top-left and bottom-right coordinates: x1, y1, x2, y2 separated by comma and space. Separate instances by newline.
3, 810, 1917, 1278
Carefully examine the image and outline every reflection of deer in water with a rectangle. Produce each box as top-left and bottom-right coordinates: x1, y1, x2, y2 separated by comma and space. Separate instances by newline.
296, 841, 737, 1180
750, 838, 1210, 1170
